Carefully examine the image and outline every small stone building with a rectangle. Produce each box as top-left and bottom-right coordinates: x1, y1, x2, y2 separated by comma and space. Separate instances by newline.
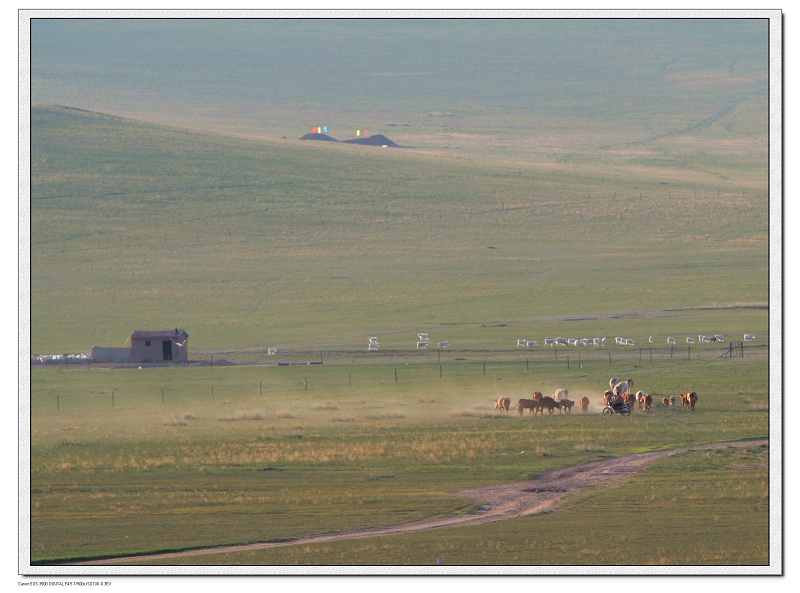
130, 329, 189, 363
93, 328, 190, 363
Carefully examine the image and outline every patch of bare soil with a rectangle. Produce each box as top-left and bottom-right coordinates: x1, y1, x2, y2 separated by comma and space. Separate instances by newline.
71, 439, 766, 566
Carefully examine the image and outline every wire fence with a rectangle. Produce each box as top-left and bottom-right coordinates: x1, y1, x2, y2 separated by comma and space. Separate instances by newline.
30, 343, 767, 413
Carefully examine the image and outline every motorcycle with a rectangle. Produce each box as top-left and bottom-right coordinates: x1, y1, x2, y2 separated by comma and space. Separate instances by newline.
602, 400, 631, 416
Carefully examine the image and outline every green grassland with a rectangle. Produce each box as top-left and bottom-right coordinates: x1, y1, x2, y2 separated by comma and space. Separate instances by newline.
27, 98, 771, 567
30, 104, 768, 356
26, 17, 772, 568
30, 356, 768, 565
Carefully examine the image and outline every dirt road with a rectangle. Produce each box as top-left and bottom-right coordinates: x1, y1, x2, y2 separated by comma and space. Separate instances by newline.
71, 438, 767, 566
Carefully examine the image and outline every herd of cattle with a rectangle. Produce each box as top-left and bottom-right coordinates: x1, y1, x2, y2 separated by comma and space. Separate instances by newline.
495, 377, 699, 416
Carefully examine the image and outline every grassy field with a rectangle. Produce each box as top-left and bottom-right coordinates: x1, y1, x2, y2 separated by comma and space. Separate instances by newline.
129, 446, 770, 567
30, 354, 768, 565
29, 105, 768, 356
25, 17, 774, 571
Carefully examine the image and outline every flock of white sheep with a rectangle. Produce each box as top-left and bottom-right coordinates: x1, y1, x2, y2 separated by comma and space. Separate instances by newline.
517, 334, 757, 348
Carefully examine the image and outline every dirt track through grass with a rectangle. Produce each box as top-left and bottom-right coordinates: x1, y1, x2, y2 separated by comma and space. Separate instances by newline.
68, 438, 767, 566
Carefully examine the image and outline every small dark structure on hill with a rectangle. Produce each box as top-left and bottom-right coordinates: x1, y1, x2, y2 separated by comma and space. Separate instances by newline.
92, 328, 189, 363
300, 132, 399, 147
299, 132, 338, 142
341, 133, 398, 147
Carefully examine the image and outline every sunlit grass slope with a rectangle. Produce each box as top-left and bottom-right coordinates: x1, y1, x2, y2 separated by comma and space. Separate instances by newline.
30, 105, 767, 355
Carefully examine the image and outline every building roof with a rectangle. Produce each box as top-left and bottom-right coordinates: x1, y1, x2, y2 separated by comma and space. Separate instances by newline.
131, 329, 189, 340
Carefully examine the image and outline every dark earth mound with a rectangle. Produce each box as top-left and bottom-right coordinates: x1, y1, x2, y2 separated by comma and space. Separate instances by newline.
341, 133, 398, 147
299, 132, 338, 142
299, 132, 399, 147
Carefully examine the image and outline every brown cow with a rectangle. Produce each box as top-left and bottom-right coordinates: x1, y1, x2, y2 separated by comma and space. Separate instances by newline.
517, 399, 537, 416
662, 397, 670, 408
622, 391, 636, 406
603, 390, 613, 406
683, 391, 698, 411
578, 396, 590, 413
640, 393, 652, 413
495, 396, 511, 413
531, 391, 543, 401
669, 395, 676, 408
534, 396, 559, 415
558, 398, 574, 414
